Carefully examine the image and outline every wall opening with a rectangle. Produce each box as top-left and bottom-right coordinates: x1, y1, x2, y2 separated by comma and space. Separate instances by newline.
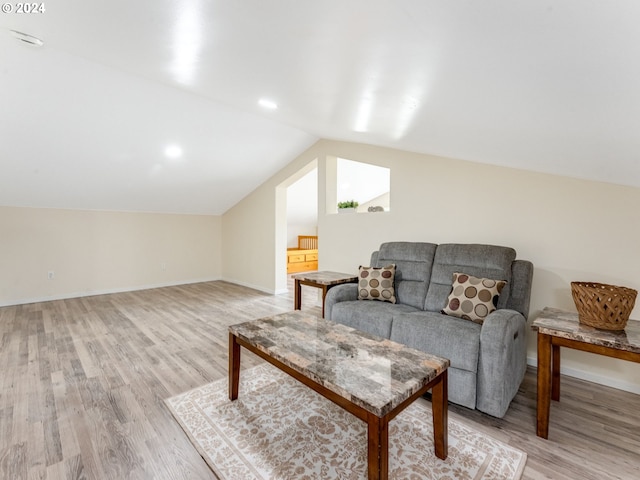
327, 157, 390, 213
275, 159, 318, 293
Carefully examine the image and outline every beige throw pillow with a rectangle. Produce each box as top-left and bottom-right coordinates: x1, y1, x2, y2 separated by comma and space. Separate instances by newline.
358, 264, 396, 303
442, 272, 506, 324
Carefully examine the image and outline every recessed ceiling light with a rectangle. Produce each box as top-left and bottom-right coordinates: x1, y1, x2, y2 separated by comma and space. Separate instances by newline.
10, 30, 44, 47
164, 144, 183, 159
258, 98, 278, 110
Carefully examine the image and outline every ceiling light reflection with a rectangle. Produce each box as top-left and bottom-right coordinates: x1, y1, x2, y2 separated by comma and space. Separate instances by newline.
258, 98, 278, 110
393, 87, 425, 140
170, 3, 202, 85
354, 95, 374, 132
354, 71, 379, 132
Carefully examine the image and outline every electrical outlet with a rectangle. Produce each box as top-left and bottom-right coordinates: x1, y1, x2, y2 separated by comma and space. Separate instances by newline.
48, 271, 55, 280
160, 262, 166, 271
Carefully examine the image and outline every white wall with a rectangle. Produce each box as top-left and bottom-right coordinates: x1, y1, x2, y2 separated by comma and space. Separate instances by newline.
0, 206, 221, 306
222, 138, 640, 394
287, 225, 318, 248
286, 168, 318, 248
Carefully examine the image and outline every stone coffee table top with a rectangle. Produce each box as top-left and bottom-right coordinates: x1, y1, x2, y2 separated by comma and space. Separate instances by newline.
229, 311, 449, 417
532, 307, 640, 354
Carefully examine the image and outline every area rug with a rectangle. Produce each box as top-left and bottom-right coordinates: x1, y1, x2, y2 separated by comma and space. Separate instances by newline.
166, 364, 527, 479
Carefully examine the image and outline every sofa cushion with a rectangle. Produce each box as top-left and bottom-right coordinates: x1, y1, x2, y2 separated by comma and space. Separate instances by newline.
442, 272, 506, 324
330, 301, 419, 339
357, 264, 396, 303
390, 311, 482, 373
374, 242, 437, 309
424, 244, 516, 312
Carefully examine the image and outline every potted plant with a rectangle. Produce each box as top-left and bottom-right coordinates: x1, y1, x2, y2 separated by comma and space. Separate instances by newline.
337, 200, 359, 213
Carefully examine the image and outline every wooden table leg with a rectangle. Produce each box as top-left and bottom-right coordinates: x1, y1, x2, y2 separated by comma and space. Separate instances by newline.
537, 332, 552, 438
367, 413, 388, 480
229, 333, 241, 401
431, 370, 448, 460
321, 285, 329, 318
552, 344, 561, 401
294, 279, 302, 310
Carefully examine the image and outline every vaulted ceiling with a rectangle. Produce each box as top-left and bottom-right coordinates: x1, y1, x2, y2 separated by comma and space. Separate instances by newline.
2, 1, 639, 214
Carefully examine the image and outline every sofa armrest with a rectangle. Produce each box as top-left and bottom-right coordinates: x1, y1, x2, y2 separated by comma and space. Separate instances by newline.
324, 283, 358, 319
476, 309, 527, 417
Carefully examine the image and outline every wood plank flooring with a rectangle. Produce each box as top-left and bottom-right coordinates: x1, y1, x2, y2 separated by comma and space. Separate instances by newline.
1, 280, 639, 479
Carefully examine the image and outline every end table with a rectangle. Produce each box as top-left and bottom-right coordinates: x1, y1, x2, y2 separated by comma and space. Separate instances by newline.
292, 271, 358, 317
532, 307, 640, 439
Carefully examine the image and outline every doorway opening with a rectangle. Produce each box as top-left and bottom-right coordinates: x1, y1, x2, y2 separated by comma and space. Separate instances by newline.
275, 159, 318, 294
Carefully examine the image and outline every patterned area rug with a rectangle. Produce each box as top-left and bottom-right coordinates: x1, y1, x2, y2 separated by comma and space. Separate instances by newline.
166, 364, 526, 479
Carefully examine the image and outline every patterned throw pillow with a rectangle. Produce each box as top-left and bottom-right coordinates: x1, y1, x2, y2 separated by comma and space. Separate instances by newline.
442, 272, 506, 324
358, 264, 396, 303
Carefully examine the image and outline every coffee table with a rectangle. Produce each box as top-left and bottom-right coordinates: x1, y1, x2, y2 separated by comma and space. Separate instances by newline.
229, 311, 449, 480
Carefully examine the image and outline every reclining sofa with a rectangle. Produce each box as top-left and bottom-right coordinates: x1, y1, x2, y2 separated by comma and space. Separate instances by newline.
324, 241, 533, 418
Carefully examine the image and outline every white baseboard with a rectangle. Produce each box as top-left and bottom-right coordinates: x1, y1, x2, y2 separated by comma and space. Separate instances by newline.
0, 277, 222, 307
527, 356, 640, 395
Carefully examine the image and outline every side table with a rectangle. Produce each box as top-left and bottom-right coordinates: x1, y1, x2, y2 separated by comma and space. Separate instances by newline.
292, 271, 358, 318
532, 307, 640, 439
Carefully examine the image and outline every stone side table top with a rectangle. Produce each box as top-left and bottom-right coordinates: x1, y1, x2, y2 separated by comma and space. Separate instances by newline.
229, 311, 449, 417
532, 307, 640, 354
291, 270, 358, 285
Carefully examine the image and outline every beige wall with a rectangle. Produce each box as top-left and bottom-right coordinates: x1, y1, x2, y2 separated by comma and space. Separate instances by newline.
0, 206, 221, 306
222, 144, 322, 294
222, 139, 640, 393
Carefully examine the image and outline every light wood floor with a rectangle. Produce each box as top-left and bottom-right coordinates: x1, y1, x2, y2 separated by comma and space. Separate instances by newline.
1, 280, 639, 479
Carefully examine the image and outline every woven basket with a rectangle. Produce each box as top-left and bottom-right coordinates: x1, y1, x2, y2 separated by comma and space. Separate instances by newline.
571, 282, 637, 331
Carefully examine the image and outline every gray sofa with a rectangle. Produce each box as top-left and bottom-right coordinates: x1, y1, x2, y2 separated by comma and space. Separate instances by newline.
324, 241, 533, 418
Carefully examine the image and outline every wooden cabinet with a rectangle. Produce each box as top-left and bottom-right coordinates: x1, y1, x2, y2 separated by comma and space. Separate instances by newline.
286, 250, 318, 274
288, 254, 306, 263
287, 236, 318, 274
